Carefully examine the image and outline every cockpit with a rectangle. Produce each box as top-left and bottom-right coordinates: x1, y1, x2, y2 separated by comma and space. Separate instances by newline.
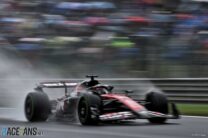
89, 85, 111, 95
74, 75, 114, 94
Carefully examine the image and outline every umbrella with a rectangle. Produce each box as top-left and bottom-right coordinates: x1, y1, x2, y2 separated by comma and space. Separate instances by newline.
126, 16, 150, 23
98, 26, 128, 33
19, 38, 46, 42
86, 2, 116, 10
84, 17, 109, 25
149, 13, 173, 23
56, 2, 88, 10
178, 18, 204, 28
14, 43, 42, 50
175, 14, 194, 20
0, 17, 26, 23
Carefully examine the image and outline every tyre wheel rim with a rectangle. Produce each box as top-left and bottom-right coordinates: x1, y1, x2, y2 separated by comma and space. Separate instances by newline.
78, 101, 88, 122
25, 97, 33, 119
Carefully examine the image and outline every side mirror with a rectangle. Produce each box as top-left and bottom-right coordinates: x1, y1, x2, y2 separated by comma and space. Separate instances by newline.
34, 86, 43, 92
107, 86, 114, 92
124, 90, 134, 94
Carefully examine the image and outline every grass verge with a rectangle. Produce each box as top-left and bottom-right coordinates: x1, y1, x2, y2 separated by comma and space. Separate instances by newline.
176, 103, 208, 116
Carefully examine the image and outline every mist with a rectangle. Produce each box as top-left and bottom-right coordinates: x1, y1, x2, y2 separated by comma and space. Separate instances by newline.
0, 48, 63, 121
0, 48, 160, 121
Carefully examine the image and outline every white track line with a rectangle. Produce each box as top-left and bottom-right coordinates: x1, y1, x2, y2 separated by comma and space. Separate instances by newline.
182, 115, 208, 119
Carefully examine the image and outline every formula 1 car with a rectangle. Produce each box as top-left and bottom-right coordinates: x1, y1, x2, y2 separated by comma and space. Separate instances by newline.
24, 75, 180, 125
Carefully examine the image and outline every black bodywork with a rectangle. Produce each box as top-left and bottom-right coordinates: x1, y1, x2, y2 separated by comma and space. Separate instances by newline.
25, 75, 180, 125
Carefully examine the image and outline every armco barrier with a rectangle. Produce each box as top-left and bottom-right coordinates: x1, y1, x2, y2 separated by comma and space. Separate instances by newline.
98, 78, 208, 103
54, 78, 208, 103
0, 78, 207, 107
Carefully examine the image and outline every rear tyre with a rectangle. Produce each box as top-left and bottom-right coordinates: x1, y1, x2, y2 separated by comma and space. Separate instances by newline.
145, 92, 168, 123
78, 94, 101, 125
25, 92, 51, 122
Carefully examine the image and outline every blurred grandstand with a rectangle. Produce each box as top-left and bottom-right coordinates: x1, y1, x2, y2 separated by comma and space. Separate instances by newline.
0, 0, 208, 78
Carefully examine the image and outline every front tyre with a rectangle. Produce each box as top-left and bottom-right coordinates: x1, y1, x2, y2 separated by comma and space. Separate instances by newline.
25, 92, 51, 122
78, 94, 101, 125
145, 92, 168, 123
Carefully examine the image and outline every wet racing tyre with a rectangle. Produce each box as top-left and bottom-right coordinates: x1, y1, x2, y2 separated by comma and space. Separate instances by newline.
25, 92, 51, 122
145, 92, 168, 123
78, 94, 101, 125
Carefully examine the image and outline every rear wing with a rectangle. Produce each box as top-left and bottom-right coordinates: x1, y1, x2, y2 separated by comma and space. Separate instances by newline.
36, 81, 78, 96
38, 81, 77, 88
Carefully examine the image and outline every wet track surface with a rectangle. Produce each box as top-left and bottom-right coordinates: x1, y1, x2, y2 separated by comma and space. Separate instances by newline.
0, 116, 207, 138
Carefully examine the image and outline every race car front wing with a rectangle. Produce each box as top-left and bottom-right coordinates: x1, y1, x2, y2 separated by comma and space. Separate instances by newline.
99, 103, 180, 121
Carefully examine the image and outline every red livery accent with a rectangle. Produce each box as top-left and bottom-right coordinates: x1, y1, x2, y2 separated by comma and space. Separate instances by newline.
102, 94, 145, 112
